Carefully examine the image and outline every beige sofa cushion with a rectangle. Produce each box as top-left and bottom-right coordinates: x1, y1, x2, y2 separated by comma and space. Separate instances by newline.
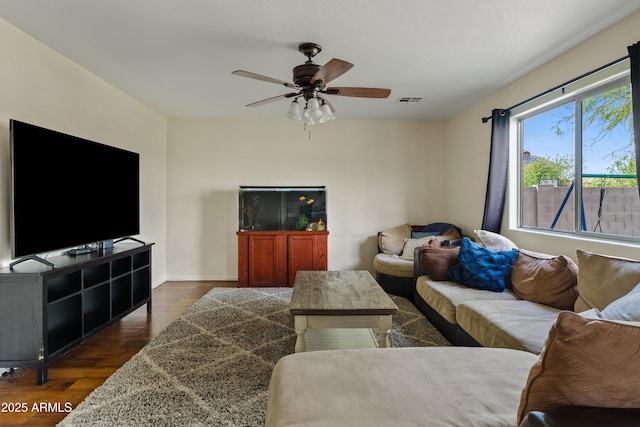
456, 300, 561, 354
373, 253, 413, 278
510, 249, 578, 310
574, 250, 640, 312
267, 347, 538, 427
378, 223, 411, 255
416, 276, 518, 324
517, 311, 640, 424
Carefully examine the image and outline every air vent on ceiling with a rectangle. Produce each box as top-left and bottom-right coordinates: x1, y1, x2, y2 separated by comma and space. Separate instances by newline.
395, 97, 422, 104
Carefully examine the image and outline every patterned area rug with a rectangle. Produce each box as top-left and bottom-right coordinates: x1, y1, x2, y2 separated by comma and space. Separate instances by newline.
58, 287, 449, 426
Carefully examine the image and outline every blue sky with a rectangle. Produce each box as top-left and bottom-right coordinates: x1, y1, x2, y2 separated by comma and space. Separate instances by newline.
522, 103, 634, 175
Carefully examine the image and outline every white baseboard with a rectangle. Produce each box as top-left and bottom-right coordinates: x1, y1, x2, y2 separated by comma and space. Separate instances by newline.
164, 275, 238, 282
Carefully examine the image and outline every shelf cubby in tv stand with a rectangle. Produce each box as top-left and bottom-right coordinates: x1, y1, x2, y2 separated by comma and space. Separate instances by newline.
0, 242, 153, 385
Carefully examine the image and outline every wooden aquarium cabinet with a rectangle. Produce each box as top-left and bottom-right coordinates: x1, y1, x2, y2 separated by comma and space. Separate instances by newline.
237, 231, 328, 287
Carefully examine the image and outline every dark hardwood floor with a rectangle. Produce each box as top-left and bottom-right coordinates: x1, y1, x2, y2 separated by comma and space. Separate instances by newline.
0, 280, 237, 426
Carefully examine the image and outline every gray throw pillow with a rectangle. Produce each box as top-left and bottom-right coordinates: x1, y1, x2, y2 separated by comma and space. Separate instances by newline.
600, 282, 640, 321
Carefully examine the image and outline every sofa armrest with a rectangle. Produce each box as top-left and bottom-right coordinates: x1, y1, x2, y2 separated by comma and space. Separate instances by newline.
519, 407, 640, 427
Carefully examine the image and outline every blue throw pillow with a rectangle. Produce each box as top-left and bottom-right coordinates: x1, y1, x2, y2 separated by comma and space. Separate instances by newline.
448, 237, 518, 292
411, 231, 440, 239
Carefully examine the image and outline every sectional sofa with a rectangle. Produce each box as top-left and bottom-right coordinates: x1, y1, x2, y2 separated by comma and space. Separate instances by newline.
266, 230, 640, 426
413, 230, 571, 352
413, 230, 640, 354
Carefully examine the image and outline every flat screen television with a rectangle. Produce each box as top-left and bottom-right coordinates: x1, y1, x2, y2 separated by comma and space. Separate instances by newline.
10, 119, 140, 259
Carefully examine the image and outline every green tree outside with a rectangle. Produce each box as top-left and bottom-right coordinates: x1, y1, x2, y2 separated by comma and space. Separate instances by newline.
522, 154, 573, 187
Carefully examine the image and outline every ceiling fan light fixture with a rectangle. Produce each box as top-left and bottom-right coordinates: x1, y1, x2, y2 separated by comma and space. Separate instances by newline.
302, 114, 315, 125
287, 99, 302, 121
318, 102, 335, 123
304, 97, 323, 119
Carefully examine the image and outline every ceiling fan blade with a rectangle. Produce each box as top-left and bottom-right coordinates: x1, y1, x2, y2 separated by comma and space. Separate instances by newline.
232, 70, 298, 89
245, 93, 299, 107
310, 59, 354, 84
325, 87, 391, 98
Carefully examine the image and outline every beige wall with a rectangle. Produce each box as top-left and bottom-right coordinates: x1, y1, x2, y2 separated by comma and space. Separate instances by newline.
166, 118, 445, 279
444, 10, 640, 260
0, 18, 168, 285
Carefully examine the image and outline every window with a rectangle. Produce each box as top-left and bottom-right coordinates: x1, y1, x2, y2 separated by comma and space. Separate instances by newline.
517, 74, 639, 241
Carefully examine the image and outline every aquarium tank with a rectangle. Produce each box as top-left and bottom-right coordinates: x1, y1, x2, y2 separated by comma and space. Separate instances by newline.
239, 186, 327, 231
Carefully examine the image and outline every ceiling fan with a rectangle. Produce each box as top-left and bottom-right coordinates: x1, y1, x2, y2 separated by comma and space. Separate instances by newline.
232, 42, 391, 123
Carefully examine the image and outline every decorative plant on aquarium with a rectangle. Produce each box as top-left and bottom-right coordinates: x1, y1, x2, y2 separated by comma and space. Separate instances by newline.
296, 213, 309, 231
296, 195, 314, 230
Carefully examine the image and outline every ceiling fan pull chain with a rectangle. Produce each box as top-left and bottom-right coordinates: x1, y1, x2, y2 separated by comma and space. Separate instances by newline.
303, 123, 312, 140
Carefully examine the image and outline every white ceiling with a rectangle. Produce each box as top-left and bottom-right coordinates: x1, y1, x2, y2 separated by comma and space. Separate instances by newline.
1, 0, 639, 120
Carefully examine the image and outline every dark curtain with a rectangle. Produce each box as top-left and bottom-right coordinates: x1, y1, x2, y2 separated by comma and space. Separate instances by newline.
481, 109, 510, 233
629, 42, 640, 198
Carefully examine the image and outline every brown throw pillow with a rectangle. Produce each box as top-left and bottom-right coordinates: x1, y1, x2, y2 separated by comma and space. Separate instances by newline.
510, 250, 578, 310
517, 311, 640, 425
419, 245, 460, 281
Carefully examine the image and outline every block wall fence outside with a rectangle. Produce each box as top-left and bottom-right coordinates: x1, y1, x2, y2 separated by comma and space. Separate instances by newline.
522, 186, 640, 237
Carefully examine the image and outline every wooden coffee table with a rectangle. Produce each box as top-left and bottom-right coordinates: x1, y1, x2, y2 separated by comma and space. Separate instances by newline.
289, 270, 399, 352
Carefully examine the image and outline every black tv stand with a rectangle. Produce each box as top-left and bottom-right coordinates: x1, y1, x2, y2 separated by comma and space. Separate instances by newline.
0, 242, 153, 384
9, 254, 55, 270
